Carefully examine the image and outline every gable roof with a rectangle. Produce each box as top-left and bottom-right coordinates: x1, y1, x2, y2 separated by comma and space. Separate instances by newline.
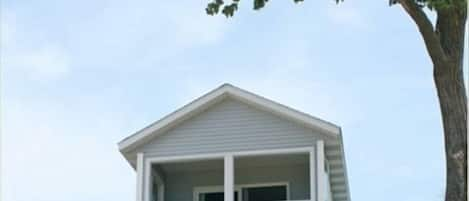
118, 83, 341, 153
118, 83, 351, 201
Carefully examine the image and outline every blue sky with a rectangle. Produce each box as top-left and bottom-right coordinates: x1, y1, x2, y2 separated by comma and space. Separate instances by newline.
2, 0, 467, 201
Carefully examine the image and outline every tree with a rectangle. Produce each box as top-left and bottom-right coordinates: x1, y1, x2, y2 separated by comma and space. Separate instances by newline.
205, 0, 467, 201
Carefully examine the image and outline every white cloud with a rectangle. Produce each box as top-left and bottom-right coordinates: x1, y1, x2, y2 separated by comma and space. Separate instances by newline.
3, 45, 70, 81
164, 2, 230, 46
67, 0, 230, 70
326, 3, 366, 28
1, 11, 70, 81
21, 45, 70, 79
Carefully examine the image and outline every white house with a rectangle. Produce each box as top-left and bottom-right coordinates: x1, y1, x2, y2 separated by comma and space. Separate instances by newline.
118, 84, 351, 201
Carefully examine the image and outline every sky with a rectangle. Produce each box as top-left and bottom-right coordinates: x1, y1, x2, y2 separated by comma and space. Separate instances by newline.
1, 0, 467, 201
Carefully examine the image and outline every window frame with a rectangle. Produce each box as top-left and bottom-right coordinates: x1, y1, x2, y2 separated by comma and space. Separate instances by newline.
193, 182, 290, 201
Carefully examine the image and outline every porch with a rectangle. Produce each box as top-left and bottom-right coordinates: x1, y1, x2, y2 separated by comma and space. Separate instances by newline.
136, 141, 331, 201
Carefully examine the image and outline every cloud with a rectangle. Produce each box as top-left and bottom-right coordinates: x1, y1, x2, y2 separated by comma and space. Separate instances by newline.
19, 45, 69, 80
326, 3, 366, 28
65, 0, 231, 71
1, 0, 231, 82
1, 11, 70, 81
164, 2, 230, 46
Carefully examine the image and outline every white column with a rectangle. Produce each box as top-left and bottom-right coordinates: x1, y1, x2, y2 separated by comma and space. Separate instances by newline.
144, 160, 152, 201
224, 155, 234, 201
316, 141, 325, 201
310, 148, 316, 201
136, 153, 144, 201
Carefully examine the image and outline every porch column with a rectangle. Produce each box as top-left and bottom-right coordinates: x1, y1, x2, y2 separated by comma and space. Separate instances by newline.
144, 159, 153, 201
316, 140, 326, 201
224, 155, 234, 201
136, 153, 144, 201
310, 148, 316, 201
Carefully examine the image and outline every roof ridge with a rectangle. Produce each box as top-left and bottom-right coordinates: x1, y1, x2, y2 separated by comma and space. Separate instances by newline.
118, 83, 340, 152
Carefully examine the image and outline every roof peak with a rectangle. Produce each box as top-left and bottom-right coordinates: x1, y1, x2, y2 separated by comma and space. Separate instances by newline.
118, 84, 340, 152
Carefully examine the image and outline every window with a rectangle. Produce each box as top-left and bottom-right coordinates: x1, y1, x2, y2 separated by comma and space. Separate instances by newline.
242, 185, 287, 201
198, 192, 239, 201
194, 183, 289, 201
194, 186, 240, 201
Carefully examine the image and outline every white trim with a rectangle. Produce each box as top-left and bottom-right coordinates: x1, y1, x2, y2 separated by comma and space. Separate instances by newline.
224, 155, 234, 201
309, 148, 316, 201
118, 84, 340, 152
193, 186, 241, 201
338, 130, 351, 201
225, 85, 339, 136
240, 182, 291, 201
144, 159, 152, 201
153, 167, 165, 201
146, 147, 312, 201
136, 153, 144, 201
194, 185, 225, 194
158, 185, 165, 201
146, 147, 313, 164
119, 85, 228, 151
316, 141, 325, 201
238, 181, 290, 188
194, 182, 291, 201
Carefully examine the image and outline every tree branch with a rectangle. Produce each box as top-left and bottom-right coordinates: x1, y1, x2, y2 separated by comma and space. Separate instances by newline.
397, 0, 448, 64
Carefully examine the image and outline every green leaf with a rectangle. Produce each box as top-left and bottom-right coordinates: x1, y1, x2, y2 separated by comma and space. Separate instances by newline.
254, 0, 268, 10
222, 3, 239, 17
206, 0, 225, 15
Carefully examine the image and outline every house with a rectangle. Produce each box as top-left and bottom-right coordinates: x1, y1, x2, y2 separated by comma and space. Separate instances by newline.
118, 84, 351, 201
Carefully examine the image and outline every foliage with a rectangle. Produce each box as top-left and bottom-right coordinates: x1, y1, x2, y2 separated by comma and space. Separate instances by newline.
206, 0, 466, 17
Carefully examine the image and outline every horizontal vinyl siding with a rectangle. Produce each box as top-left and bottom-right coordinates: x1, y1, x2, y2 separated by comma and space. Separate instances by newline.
165, 164, 310, 201
138, 99, 328, 157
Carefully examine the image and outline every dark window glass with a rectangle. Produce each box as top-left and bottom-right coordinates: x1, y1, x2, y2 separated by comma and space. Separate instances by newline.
200, 192, 238, 201
242, 186, 287, 201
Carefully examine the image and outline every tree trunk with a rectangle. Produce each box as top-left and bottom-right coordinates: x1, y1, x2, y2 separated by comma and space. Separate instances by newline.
434, 61, 467, 201
433, 6, 467, 201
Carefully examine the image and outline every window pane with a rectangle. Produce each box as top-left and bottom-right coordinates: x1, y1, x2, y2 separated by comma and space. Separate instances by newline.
204, 192, 224, 201
243, 186, 287, 201
199, 192, 238, 201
